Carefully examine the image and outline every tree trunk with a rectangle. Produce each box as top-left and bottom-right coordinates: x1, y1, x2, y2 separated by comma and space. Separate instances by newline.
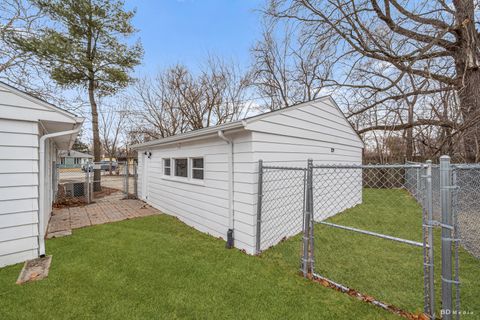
456, 67, 480, 162
454, 0, 480, 162
88, 79, 102, 191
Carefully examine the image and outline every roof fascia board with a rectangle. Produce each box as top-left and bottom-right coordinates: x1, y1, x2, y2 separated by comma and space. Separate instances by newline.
131, 122, 245, 150
0, 81, 80, 123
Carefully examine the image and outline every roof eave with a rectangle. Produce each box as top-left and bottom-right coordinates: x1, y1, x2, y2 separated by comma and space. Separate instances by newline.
130, 121, 245, 150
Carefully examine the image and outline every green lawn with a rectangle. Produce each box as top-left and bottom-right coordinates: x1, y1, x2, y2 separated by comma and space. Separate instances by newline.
0, 215, 396, 319
263, 188, 480, 317
0, 189, 478, 319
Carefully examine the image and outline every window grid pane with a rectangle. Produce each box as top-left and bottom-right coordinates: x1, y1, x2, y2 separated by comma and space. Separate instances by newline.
163, 158, 171, 175
192, 158, 204, 169
175, 159, 188, 177
192, 169, 204, 180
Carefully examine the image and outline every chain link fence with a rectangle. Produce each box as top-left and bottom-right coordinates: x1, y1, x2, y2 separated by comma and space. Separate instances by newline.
255, 161, 306, 252
55, 160, 138, 207
256, 157, 477, 319
55, 166, 89, 206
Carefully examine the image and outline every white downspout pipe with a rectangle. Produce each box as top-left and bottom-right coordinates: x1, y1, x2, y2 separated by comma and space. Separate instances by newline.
218, 130, 234, 248
38, 126, 81, 256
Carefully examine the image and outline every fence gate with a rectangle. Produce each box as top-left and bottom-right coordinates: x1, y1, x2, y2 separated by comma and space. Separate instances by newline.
256, 156, 467, 319
55, 160, 137, 206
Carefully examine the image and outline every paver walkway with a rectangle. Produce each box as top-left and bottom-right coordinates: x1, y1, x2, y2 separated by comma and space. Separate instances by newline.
48, 191, 160, 237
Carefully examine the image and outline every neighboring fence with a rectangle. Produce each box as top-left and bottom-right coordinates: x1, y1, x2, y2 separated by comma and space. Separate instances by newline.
55, 160, 138, 206
256, 156, 475, 320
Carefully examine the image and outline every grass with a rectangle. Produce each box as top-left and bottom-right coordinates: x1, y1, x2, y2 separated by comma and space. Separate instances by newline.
0, 188, 478, 319
0, 215, 396, 319
262, 188, 480, 317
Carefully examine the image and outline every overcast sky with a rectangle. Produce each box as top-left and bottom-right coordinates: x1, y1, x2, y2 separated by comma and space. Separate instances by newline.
125, 0, 264, 76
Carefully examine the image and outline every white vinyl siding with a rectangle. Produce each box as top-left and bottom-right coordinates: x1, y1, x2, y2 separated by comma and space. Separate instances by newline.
137, 132, 256, 253
0, 119, 40, 266
0, 82, 73, 268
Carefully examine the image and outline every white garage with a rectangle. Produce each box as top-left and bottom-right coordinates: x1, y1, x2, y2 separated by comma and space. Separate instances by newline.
0, 81, 84, 267
132, 97, 363, 254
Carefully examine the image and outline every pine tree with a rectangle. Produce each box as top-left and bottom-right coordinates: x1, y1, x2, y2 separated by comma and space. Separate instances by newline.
16, 0, 143, 188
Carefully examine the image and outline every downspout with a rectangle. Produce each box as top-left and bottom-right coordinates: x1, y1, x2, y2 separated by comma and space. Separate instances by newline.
218, 130, 234, 248
38, 126, 81, 257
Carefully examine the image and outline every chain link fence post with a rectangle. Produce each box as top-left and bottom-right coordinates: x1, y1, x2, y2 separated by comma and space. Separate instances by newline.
302, 159, 314, 277
255, 160, 263, 254
307, 159, 315, 274
452, 168, 460, 320
422, 164, 429, 316
85, 164, 90, 204
125, 161, 130, 198
440, 155, 453, 319
133, 162, 138, 199
425, 160, 435, 319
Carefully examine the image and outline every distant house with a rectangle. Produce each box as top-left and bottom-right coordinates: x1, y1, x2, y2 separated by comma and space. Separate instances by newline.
0, 81, 84, 267
58, 150, 93, 169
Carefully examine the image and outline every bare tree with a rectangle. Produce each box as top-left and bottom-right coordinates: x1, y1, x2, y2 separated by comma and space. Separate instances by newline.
100, 103, 127, 174
251, 17, 336, 110
130, 71, 187, 139
130, 57, 251, 140
1, 1, 38, 75
265, 0, 480, 162
0, 0, 57, 98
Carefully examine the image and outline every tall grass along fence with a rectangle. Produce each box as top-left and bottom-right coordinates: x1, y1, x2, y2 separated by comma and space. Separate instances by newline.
256, 156, 479, 320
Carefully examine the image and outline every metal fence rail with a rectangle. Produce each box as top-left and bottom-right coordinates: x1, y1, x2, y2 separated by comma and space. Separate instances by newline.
256, 156, 477, 319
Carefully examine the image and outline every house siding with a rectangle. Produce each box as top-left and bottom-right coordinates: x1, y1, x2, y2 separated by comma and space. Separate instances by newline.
0, 119, 40, 267
0, 82, 71, 268
137, 131, 256, 253
247, 99, 363, 250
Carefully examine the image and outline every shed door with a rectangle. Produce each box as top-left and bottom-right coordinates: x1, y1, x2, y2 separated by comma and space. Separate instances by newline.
142, 153, 149, 200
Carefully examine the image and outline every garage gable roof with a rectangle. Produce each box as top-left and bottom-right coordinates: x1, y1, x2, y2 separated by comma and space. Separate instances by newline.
0, 81, 82, 124
131, 96, 363, 149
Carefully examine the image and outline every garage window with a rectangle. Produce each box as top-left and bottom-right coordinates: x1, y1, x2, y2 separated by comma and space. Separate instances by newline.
192, 158, 204, 180
163, 158, 171, 175
174, 158, 188, 177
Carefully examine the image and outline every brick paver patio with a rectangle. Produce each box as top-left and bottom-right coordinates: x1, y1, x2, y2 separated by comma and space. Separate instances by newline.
47, 191, 160, 237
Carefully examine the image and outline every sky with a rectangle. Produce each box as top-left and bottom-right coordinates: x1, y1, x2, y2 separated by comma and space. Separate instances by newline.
124, 0, 265, 77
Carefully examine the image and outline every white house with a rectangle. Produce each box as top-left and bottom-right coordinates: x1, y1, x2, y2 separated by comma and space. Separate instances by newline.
132, 97, 364, 254
0, 81, 84, 267
58, 150, 93, 169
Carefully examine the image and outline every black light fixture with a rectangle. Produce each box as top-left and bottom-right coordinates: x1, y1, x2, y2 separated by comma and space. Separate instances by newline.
144, 151, 148, 155
148, 152, 152, 158
331, 148, 335, 153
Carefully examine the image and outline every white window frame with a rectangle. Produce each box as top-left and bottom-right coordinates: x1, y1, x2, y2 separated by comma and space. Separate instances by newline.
173, 158, 188, 178
191, 157, 204, 180
163, 158, 171, 176
161, 156, 205, 186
